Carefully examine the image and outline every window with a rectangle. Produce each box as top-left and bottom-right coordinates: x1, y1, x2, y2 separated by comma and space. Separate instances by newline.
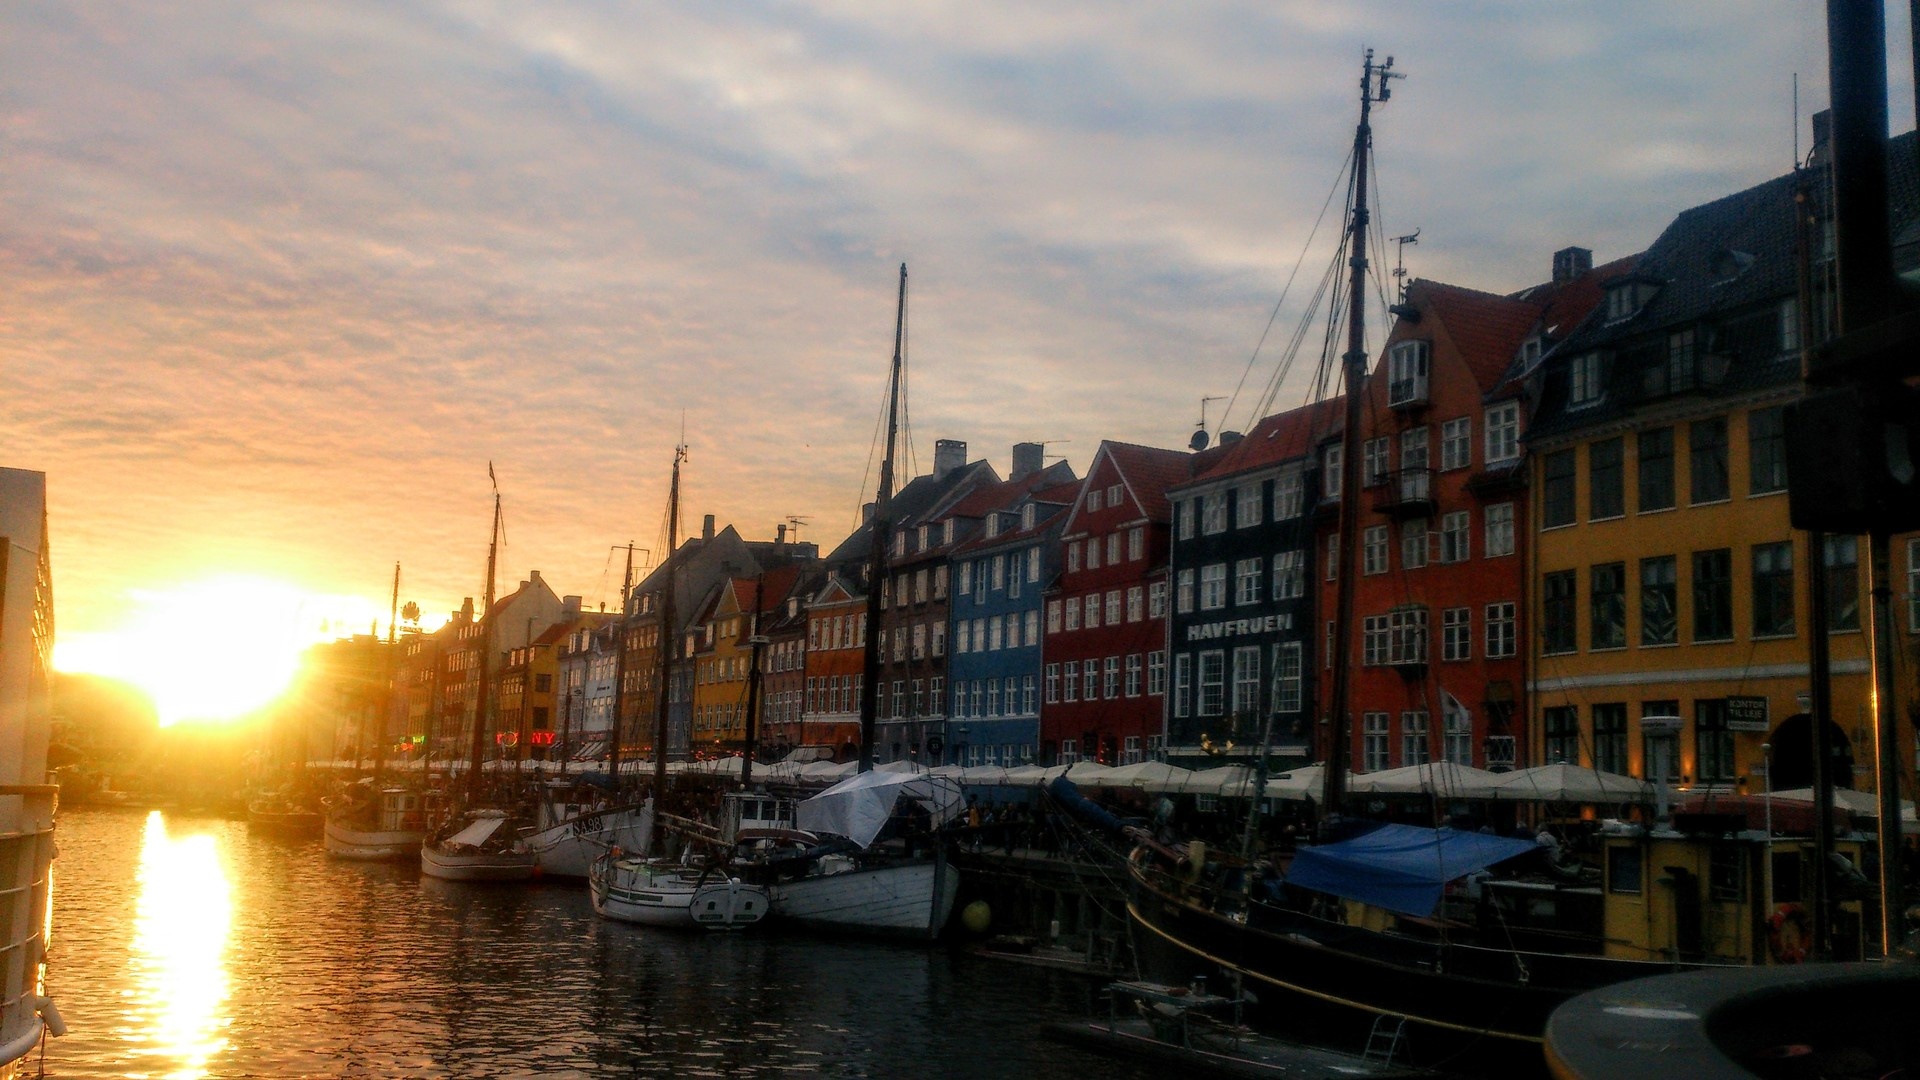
1485, 503, 1515, 557
1122, 736, 1142, 765
1065, 599, 1080, 631
1608, 846, 1643, 896
1085, 538, 1100, 570
1696, 699, 1734, 783
1543, 570, 1577, 653
1389, 340, 1430, 405
1485, 402, 1520, 463
1103, 590, 1121, 625
1778, 297, 1801, 355
1825, 535, 1860, 631
1443, 707, 1472, 764
1441, 417, 1471, 471
1176, 570, 1194, 614
1200, 564, 1228, 610
912, 623, 926, 659
1438, 511, 1470, 564
1322, 445, 1343, 498
1364, 437, 1392, 487
1590, 562, 1627, 650
1087, 488, 1103, 513
1127, 586, 1144, 622
1401, 711, 1431, 766
1044, 664, 1059, 703
1127, 526, 1144, 561
1177, 499, 1195, 540
1063, 661, 1079, 703
1363, 713, 1391, 772
1105, 533, 1120, 566
1486, 602, 1516, 658
1236, 483, 1262, 528
1272, 550, 1305, 599
1642, 700, 1682, 782
1150, 652, 1168, 696
956, 562, 972, 598
1235, 558, 1262, 605
1689, 417, 1729, 504
1667, 328, 1697, 392
1363, 525, 1389, 575
1272, 643, 1302, 712
1542, 450, 1576, 527
1008, 562, 1022, 599
1569, 352, 1606, 406
1149, 580, 1167, 618
986, 679, 1001, 716
1124, 654, 1141, 697
1638, 428, 1674, 512
1107, 483, 1122, 507
934, 565, 948, 599
1442, 607, 1471, 661
1691, 549, 1733, 641
1083, 661, 1098, 701
1749, 407, 1787, 495
1402, 519, 1428, 569
1543, 706, 1579, 764
1021, 504, 1036, 531
1083, 594, 1100, 630
1362, 614, 1389, 666
1641, 556, 1677, 645
1273, 467, 1304, 520
1363, 608, 1428, 666
974, 563, 988, 602
1046, 600, 1061, 634
1198, 651, 1225, 716
999, 614, 1014, 649
1325, 534, 1340, 581
1402, 427, 1430, 489
1593, 704, 1628, 776
1021, 675, 1035, 714
1589, 437, 1624, 519
1752, 542, 1795, 637
1231, 647, 1260, 717
1201, 492, 1227, 534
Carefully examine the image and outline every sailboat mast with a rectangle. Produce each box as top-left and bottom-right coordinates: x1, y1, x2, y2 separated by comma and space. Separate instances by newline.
374, 561, 398, 778
652, 446, 685, 796
466, 484, 502, 804
858, 263, 907, 774
1322, 52, 1397, 816
607, 542, 635, 786
741, 573, 767, 789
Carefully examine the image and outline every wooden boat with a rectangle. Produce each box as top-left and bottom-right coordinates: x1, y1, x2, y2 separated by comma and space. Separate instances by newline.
589, 852, 768, 930
521, 785, 652, 878
419, 808, 535, 882
323, 781, 426, 860
247, 792, 323, 837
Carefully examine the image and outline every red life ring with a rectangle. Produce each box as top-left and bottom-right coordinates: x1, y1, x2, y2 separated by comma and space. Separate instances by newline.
1767, 903, 1811, 964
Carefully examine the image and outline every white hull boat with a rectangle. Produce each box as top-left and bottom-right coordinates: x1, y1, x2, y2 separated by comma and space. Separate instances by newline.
323, 784, 426, 861
524, 798, 653, 879
590, 854, 768, 930
420, 808, 536, 882
767, 850, 958, 940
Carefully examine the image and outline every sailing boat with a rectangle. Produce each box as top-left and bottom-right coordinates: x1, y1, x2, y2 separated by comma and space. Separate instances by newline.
729, 264, 966, 940
325, 564, 429, 860
421, 470, 538, 881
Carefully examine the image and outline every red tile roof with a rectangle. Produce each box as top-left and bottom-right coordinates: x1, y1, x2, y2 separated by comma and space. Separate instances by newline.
1187, 396, 1346, 484
1095, 440, 1210, 522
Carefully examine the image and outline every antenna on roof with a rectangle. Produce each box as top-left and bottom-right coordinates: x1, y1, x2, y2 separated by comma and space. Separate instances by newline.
1193, 396, 1225, 451
1392, 230, 1420, 303
1040, 438, 1072, 462
785, 515, 808, 544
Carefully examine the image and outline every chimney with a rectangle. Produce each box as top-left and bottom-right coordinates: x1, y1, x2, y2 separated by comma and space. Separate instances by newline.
1552, 246, 1592, 284
563, 594, 582, 615
702, 514, 715, 541
776, 522, 788, 544
1219, 430, 1244, 446
862, 500, 875, 523
460, 597, 474, 621
934, 439, 967, 480
1011, 442, 1044, 481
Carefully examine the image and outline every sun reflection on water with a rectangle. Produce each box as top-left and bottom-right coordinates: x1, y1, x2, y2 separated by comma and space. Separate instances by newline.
130, 812, 232, 1079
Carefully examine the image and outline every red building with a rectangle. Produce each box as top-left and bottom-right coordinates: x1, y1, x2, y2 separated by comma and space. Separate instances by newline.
801, 573, 867, 760
1042, 441, 1205, 765
1317, 252, 1620, 773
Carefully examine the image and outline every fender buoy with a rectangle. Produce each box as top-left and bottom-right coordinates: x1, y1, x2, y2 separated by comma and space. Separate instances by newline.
1767, 903, 1811, 964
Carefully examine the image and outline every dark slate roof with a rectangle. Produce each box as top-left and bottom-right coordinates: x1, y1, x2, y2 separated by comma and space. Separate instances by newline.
821, 458, 1000, 567
1182, 396, 1346, 488
1530, 130, 1920, 442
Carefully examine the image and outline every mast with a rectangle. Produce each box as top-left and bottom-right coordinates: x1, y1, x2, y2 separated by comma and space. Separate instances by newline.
741, 573, 768, 789
607, 542, 635, 787
1321, 52, 1399, 816
465, 475, 502, 805
652, 445, 686, 797
858, 263, 907, 774
374, 561, 398, 778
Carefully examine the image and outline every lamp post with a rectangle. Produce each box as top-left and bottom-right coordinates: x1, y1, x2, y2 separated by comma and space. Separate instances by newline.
1762, 741, 1774, 908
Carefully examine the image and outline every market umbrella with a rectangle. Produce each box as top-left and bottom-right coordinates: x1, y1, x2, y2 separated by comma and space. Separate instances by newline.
1488, 762, 1651, 803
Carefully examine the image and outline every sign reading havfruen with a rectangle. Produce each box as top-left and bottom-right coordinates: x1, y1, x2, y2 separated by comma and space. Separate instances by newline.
1184, 613, 1294, 643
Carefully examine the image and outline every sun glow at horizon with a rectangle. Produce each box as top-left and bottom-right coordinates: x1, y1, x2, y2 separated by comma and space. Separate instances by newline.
54, 576, 390, 727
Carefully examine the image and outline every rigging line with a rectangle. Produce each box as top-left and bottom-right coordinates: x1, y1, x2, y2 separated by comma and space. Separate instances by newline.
1252, 245, 1347, 420
1367, 144, 1396, 318
1221, 147, 1358, 435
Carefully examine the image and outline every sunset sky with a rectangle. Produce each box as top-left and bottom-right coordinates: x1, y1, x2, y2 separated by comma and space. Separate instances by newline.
6, 3, 1914, 721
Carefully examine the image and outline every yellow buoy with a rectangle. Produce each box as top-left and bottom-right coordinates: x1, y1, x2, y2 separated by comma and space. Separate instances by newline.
960, 900, 991, 934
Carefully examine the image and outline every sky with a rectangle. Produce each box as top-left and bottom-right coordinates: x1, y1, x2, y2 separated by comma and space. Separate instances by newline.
5, 2, 1915, 711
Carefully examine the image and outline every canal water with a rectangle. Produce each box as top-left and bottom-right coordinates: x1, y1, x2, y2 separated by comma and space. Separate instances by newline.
42, 808, 1155, 1078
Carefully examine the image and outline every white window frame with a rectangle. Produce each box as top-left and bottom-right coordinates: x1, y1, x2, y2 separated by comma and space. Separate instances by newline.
1235, 557, 1262, 605
1201, 492, 1228, 535
1401, 519, 1428, 570
1485, 402, 1520, 464
1363, 525, 1389, 575
1273, 466, 1304, 520
1271, 642, 1302, 713
1439, 510, 1471, 564
1200, 564, 1228, 610
1485, 502, 1515, 558
1440, 417, 1471, 471
1235, 483, 1262, 528
1272, 550, 1305, 599
1443, 606, 1471, 661
1485, 601, 1517, 658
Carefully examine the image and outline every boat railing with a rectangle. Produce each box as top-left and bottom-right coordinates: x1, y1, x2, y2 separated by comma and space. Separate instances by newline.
0, 784, 57, 1070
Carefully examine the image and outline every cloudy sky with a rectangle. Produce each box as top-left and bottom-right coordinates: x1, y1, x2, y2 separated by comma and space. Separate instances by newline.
6, 2, 1913, 672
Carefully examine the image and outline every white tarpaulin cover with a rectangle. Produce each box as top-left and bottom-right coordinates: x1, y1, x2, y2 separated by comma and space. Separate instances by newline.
1489, 762, 1652, 803
1350, 762, 1504, 798
794, 770, 967, 848
446, 811, 507, 847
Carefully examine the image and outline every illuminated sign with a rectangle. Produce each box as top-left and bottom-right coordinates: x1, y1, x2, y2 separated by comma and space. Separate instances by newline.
1184, 613, 1294, 643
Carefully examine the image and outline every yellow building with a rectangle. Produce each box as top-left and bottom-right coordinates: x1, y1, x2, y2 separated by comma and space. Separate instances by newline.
1524, 151, 1917, 797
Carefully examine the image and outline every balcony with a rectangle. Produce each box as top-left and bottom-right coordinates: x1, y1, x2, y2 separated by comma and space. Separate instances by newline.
1387, 375, 1430, 411
1371, 467, 1435, 519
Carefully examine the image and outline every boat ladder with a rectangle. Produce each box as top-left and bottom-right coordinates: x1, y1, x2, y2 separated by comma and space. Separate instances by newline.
1363, 1014, 1408, 1064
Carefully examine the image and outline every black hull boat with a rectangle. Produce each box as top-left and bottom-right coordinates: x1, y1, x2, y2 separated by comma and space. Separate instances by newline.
1126, 854, 1686, 1073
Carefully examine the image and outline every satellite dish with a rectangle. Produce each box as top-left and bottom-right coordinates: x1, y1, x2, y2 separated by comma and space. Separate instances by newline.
1189, 429, 1211, 452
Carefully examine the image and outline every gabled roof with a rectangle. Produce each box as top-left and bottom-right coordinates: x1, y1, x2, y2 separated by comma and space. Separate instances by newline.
1412, 281, 1554, 391
1182, 396, 1346, 488
822, 457, 1000, 566
1063, 440, 1217, 533
951, 475, 1080, 556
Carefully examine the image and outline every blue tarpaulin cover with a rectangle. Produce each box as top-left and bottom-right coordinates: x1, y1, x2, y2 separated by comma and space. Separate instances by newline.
1283, 824, 1538, 918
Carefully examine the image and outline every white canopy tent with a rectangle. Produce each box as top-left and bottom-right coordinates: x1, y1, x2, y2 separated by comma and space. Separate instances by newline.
1488, 762, 1652, 804
793, 770, 966, 848
1349, 762, 1504, 799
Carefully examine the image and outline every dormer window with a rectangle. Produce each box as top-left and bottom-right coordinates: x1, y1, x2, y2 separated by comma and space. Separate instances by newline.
892, 531, 906, 557
1517, 336, 1543, 367
1605, 278, 1655, 323
917, 524, 929, 549
942, 519, 954, 544
1568, 352, 1607, 407
1387, 340, 1430, 408
985, 513, 1002, 539
1021, 504, 1036, 530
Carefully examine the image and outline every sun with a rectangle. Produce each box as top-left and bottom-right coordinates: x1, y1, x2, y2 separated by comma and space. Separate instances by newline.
55, 576, 388, 727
